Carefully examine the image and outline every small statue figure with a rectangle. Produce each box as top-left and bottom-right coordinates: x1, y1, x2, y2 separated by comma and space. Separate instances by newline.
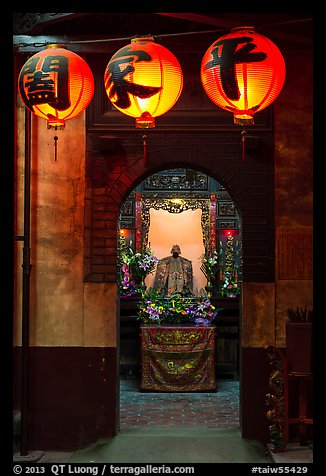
153, 244, 193, 295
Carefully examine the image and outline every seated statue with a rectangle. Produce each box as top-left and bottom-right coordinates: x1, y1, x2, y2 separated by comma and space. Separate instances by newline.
153, 244, 193, 295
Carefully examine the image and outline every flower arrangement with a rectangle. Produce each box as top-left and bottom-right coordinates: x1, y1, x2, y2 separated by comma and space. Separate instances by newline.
219, 272, 240, 298
199, 246, 219, 280
120, 244, 159, 295
137, 288, 217, 326
120, 263, 136, 296
121, 244, 158, 280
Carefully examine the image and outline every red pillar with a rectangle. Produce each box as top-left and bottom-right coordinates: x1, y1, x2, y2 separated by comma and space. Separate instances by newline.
209, 193, 217, 249
135, 192, 142, 251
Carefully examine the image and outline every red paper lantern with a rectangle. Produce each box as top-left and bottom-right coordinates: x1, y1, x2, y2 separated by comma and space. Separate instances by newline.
104, 36, 183, 128
18, 44, 94, 129
201, 26, 286, 125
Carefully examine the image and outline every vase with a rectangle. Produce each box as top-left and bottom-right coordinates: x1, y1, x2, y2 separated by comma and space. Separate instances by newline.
205, 278, 214, 298
286, 321, 312, 374
227, 293, 237, 298
137, 276, 147, 297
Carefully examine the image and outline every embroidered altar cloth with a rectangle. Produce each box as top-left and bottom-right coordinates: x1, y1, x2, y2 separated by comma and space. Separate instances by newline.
140, 326, 216, 392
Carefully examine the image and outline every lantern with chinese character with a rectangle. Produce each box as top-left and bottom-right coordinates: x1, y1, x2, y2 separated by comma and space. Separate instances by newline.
104, 36, 183, 128
18, 44, 94, 130
201, 26, 286, 125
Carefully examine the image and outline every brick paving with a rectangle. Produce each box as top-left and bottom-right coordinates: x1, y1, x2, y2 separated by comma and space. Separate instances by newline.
119, 378, 239, 429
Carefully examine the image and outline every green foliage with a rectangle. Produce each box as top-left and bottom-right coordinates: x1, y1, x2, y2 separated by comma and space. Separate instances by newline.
120, 244, 159, 280
199, 246, 219, 280
287, 306, 313, 322
219, 272, 240, 297
137, 289, 218, 326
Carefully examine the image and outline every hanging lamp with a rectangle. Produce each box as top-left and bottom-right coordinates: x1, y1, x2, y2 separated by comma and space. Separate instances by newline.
201, 26, 286, 161
104, 35, 183, 165
18, 44, 94, 160
104, 36, 183, 129
200, 26, 286, 126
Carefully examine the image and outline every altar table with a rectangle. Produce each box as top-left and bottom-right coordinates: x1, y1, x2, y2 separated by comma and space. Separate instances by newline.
140, 326, 216, 392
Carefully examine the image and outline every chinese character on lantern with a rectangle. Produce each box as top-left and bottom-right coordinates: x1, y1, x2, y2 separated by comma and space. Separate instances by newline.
201, 26, 286, 125
104, 36, 183, 128
18, 44, 94, 130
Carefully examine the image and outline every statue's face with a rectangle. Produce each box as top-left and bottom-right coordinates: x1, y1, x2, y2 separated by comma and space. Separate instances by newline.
171, 245, 181, 256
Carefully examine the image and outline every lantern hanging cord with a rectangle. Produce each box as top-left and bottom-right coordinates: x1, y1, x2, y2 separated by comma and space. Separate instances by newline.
14, 28, 228, 49
241, 130, 246, 162
54, 135, 58, 162
68, 28, 228, 44
13, 17, 312, 49
258, 18, 312, 28
143, 134, 147, 166
241, 129, 260, 161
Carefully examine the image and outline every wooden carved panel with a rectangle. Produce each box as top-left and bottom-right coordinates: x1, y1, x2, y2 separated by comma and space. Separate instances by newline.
218, 201, 235, 217
144, 170, 208, 191
264, 345, 288, 452
120, 200, 134, 216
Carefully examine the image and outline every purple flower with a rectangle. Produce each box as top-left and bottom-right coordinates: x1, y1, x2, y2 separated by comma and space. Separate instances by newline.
194, 317, 210, 326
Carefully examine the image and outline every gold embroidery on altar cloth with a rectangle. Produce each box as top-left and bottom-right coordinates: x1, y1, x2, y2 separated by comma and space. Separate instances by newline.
151, 329, 205, 345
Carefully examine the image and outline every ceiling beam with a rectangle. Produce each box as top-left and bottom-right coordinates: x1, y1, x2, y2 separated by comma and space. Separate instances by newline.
156, 12, 311, 47
156, 13, 239, 29
13, 13, 89, 34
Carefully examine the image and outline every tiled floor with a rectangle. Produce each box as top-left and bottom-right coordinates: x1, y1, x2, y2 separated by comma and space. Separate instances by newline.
119, 377, 239, 429
13, 377, 313, 464
68, 378, 272, 463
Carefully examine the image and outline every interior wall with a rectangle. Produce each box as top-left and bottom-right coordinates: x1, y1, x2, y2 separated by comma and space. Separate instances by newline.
145, 208, 206, 294
13, 107, 118, 450
273, 52, 313, 347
